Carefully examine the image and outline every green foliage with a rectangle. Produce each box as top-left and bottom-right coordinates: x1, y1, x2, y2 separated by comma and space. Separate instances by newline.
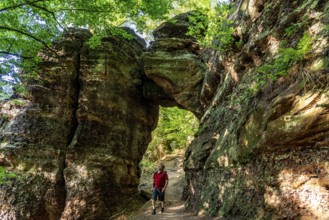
253, 32, 313, 92
139, 159, 157, 176
0, 0, 233, 97
8, 98, 27, 106
0, 92, 10, 100
144, 107, 198, 161
187, 2, 235, 51
284, 22, 305, 37
0, 0, 176, 95
0, 166, 18, 185
0, 81, 11, 100
235, 32, 313, 104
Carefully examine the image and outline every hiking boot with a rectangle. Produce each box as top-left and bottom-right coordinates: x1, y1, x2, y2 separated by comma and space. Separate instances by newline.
151, 209, 156, 215
160, 208, 164, 213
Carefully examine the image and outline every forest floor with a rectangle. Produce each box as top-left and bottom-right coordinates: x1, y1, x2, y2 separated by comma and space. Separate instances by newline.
127, 153, 222, 220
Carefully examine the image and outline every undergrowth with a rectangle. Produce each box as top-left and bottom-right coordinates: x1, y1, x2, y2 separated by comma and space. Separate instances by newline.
237, 32, 313, 103
0, 166, 19, 185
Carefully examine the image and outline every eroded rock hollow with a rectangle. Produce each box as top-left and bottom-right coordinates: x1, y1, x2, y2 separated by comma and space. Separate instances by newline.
1, 0, 329, 219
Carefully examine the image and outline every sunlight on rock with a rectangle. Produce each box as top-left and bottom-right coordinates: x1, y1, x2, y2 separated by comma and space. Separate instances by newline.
308, 11, 323, 20
64, 199, 87, 214
265, 92, 328, 142
310, 58, 324, 72
191, 184, 195, 195
291, 93, 320, 112
223, 129, 229, 138
268, 36, 280, 55
240, 0, 248, 11
313, 37, 328, 55
213, 133, 220, 140
266, 167, 329, 219
198, 208, 206, 216
297, 183, 329, 219
309, 21, 323, 35
247, 0, 262, 20
217, 155, 229, 167
0, 142, 15, 149
73, 165, 88, 178
43, 172, 58, 182
203, 202, 210, 209
264, 186, 281, 208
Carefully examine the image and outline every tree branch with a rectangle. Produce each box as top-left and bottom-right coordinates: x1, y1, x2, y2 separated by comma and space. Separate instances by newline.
29, 3, 65, 30
0, 26, 56, 53
5, 39, 15, 52
57, 8, 114, 13
0, 0, 47, 12
0, 51, 33, 59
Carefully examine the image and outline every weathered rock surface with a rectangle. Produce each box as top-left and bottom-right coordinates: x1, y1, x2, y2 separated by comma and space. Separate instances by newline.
184, 0, 329, 219
0, 29, 87, 219
0, 29, 158, 219
143, 12, 217, 118
61, 32, 158, 220
1, 0, 329, 219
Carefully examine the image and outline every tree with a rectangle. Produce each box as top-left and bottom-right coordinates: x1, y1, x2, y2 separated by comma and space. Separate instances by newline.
0, 0, 175, 96
145, 107, 198, 161
0, 0, 233, 98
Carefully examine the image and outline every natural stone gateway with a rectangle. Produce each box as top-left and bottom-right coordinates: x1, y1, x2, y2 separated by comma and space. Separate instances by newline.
0, 0, 329, 219
143, 12, 212, 119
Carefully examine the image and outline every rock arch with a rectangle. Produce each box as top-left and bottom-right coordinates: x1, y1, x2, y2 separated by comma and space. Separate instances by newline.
0, 13, 211, 219
1, 1, 329, 219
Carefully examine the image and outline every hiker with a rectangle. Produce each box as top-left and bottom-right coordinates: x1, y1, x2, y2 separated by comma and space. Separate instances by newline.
151, 163, 169, 214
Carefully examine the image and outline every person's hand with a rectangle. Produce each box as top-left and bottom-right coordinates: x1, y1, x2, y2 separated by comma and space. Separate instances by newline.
162, 188, 166, 192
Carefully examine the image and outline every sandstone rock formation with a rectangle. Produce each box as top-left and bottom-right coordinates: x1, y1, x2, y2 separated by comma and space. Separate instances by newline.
1, 15, 208, 218
143, 12, 215, 119
0, 29, 158, 219
0, 0, 329, 219
183, 0, 329, 219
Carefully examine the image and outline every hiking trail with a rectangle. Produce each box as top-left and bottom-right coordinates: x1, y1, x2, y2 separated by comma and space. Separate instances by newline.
131, 155, 221, 220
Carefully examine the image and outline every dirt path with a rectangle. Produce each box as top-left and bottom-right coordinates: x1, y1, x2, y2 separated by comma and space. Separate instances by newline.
131, 156, 221, 220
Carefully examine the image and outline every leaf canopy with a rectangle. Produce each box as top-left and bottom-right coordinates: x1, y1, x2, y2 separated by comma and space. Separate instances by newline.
0, 0, 232, 98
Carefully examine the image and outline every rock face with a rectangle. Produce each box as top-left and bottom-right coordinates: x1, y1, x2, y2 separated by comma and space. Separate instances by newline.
0, 30, 86, 220
183, 0, 329, 219
1, 0, 329, 219
0, 29, 158, 219
61, 31, 159, 219
143, 12, 214, 118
